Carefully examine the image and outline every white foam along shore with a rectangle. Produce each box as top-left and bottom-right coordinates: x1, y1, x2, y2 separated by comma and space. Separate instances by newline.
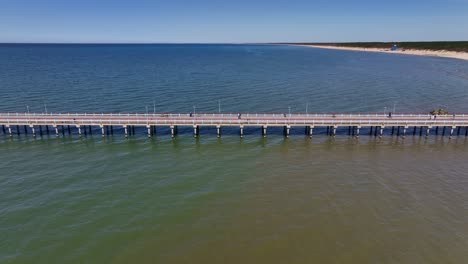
293, 44, 468, 61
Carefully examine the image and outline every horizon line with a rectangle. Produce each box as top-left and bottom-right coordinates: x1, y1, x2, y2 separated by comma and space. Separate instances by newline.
1, 40, 467, 45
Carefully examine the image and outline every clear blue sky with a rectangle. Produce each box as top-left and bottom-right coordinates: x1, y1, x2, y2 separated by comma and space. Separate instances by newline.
1, 0, 467, 43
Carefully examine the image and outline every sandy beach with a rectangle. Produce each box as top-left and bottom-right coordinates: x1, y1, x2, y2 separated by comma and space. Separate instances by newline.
294, 44, 468, 61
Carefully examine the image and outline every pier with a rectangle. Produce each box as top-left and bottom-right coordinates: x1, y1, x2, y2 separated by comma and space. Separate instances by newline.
1, 112, 468, 138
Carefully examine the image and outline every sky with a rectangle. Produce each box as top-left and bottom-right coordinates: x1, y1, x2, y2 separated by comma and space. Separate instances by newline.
1, 0, 467, 43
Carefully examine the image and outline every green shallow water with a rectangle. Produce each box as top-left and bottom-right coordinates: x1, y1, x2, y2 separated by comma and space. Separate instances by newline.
1, 135, 467, 263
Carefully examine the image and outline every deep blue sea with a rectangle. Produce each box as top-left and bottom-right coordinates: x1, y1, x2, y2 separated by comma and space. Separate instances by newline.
1, 44, 468, 264
1, 44, 468, 114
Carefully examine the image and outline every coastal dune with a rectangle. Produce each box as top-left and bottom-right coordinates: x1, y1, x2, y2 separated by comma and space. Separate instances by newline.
294, 44, 468, 61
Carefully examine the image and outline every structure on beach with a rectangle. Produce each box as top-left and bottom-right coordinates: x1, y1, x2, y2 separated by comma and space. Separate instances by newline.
1, 112, 468, 139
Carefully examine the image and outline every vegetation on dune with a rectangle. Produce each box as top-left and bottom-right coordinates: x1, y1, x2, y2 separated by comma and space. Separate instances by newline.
282, 41, 468, 52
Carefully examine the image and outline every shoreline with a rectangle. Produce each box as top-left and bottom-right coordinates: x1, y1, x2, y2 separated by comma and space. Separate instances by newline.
291, 44, 468, 61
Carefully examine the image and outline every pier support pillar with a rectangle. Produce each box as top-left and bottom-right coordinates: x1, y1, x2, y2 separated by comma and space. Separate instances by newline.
426, 126, 431, 137
284, 125, 290, 138
53, 125, 59, 137
403, 126, 408, 138
123, 126, 128, 138
442, 126, 446, 136
2, 125, 5, 134
147, 125, 151, 138
309, 126, 314, 138
7, 125, 12, 137
356, 126, 360, 137
193, 125, 199, 138
333, 126, 337, 137
457, 127, 461, 136
413, 126, 417, 136
391, 126, 394, 135
100, 125, 105, 137
39, 125, 42, 137
217, 125, 221, 138
170, 125, 175, 138
450, 126, 455, 138
240, 125, 244, 138
262, 125, 267, 137
380, 126, 384, 137
30, 125, 36, 137
369, 126, 373, 136
77, 126, 82, 137
16, 125, 20, 135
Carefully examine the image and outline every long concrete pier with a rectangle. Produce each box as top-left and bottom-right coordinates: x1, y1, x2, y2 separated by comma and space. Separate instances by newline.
1, 112, 468, 138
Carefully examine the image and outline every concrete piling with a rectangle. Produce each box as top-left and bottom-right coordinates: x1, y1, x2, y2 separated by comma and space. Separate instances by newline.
262, 125, 267, 137
284, 125, 290, 137
216, 125, 221, 138
309, 126, 313, 138
450, 126, 455, 138
147, 125, 151, 138
240, 125, 244, 138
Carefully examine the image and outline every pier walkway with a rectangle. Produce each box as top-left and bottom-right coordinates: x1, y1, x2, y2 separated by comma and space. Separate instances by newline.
1, 112, 468, 138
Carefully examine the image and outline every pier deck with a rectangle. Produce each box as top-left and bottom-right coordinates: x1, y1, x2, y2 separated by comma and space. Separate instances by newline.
1, 112, 468, 138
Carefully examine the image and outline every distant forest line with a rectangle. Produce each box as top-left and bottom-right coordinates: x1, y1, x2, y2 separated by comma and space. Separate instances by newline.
280, 42, 468, 52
